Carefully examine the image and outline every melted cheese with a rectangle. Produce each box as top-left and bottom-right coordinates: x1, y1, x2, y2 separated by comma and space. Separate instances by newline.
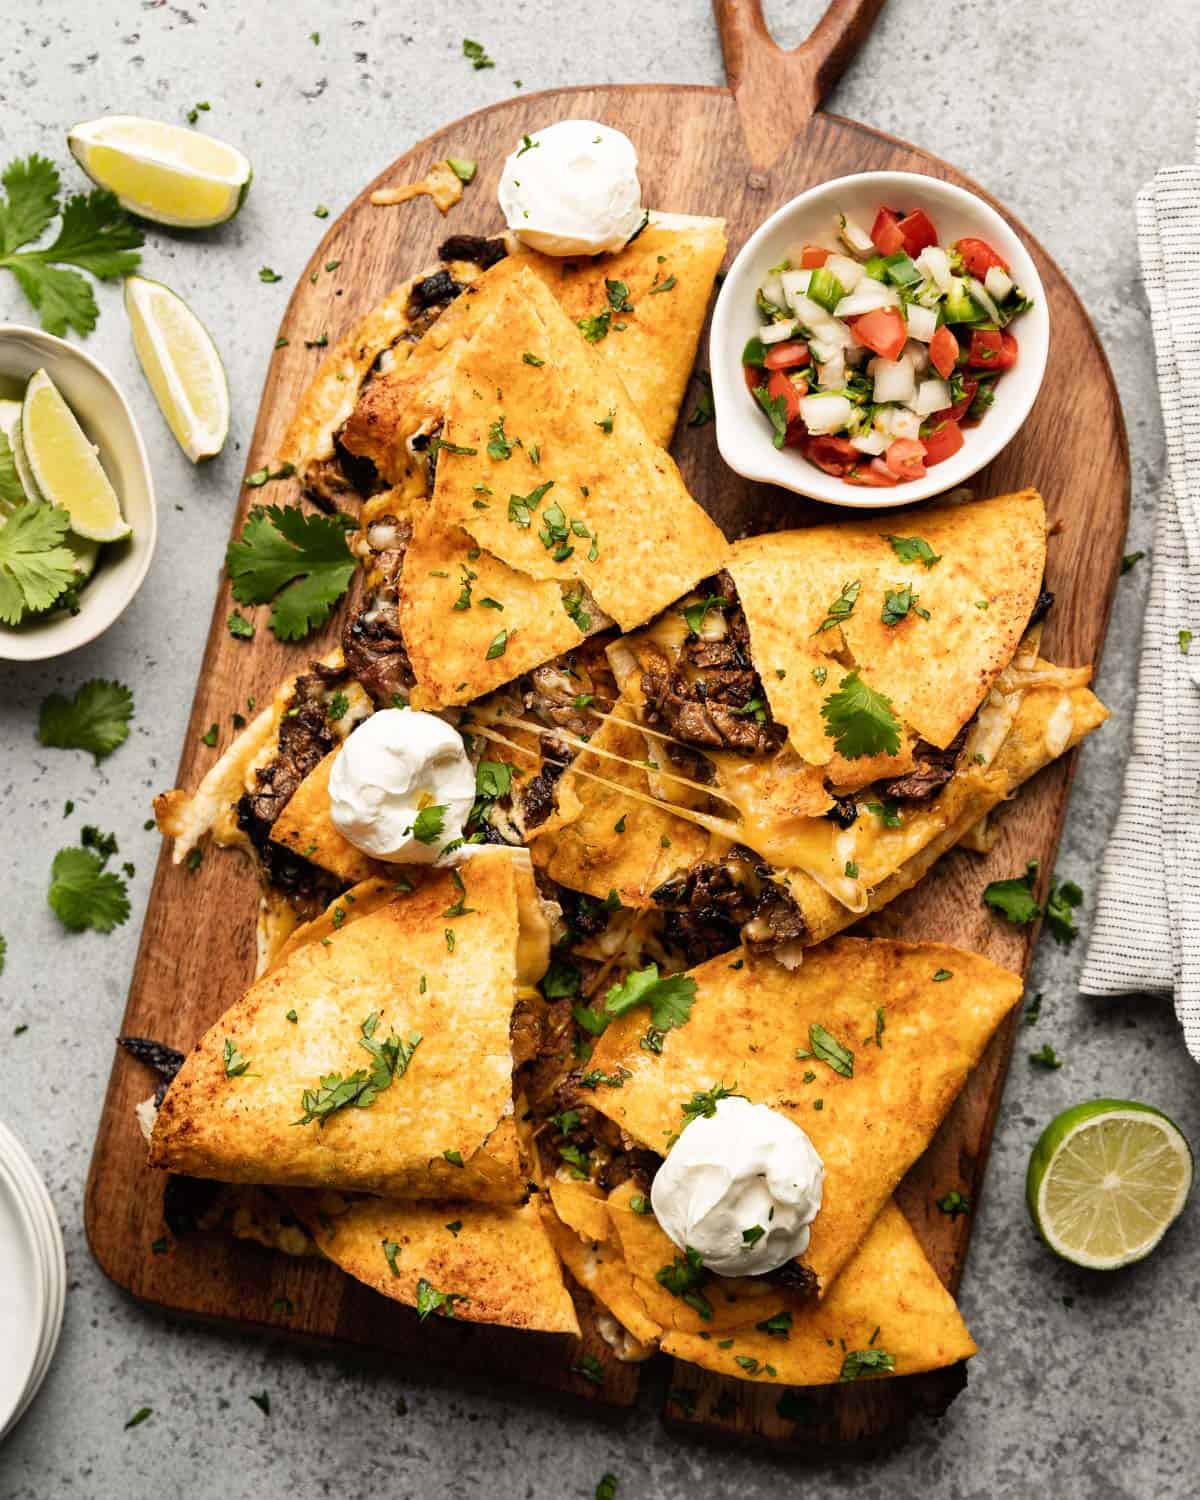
370, 160, 464, 214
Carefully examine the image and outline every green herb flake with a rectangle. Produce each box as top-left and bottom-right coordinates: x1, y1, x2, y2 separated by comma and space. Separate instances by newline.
983, 860, 1041, 926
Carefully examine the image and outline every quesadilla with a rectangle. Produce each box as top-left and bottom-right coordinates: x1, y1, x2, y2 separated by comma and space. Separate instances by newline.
563, 936, 1021, 1295
547, 1184, 973, 1385
526, 491, 1107, 958
290, 1192, 581, 1336
149, 853, 549, 1200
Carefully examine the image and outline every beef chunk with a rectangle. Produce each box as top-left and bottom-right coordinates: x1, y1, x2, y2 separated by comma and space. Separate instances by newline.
408, 268, 463, 312
877, 721, 970, 803
557, 885, 616, 939
332, 433, 380, 498
341, 517, 416, 707
240, 672, 338, 831
119, 1036, 185, 1107
1028, 586, 1055, 629
438, 234, 508, 269
520, 740, 570, 831
653, 849, 807, 962
825, 794, 859, 829
598, 1148, 659, 1193
764, 1259, 819, 1300
639, 571, 784, 755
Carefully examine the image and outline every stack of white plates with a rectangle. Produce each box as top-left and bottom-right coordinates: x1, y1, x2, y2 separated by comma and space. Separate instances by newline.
0, 1121, 66, 1441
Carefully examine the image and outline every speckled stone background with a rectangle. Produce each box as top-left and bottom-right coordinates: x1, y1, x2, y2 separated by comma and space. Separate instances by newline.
0, 2, 1198, 1496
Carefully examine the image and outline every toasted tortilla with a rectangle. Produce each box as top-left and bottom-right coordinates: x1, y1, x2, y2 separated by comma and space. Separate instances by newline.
339, 217, 726, 480
727, 490, 1047, 765
269, 750, 378, 885
585, 936, 1022, 1292
292, 1191, 580, 1336
150, 853, 545, 1201
432, 267, 727, 634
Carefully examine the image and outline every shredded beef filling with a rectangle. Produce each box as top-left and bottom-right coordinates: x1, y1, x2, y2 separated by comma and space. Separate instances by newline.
520, 739, 571, 831
764, 1259, 820, 1300
438, 234, 509, 269
407, 267, 464, 313
640, 572, 784, 755
332, 433, 380, 498
1028, 585, 1055, 630
877, 720, 971, 803
341, 515, 416, 707
119, 1036, 185, 1107
652, 848, 807, 963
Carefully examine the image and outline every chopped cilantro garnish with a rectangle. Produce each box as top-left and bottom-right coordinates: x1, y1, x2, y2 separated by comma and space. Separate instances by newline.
415, 1277, 467, 1320
864, 799, 901, 828
1030, 1043, 1062, 1070
936, 1189, 971, 1218
983, 860, 1041, 926
408, 804, 446, 845
485, 628, 508, 659
816, 579, 861, 633
507, 479, 553, 528
222, 1038, 251, 1078
462, 38, 494, 70
604, 963, 697, 1034
655, 1247, 711, 1319
1045, 878, 1083, 945
883, 534, 941, 568
840, 1348, 895, 1381
447, 157, 477, 183
752, 383, 789, 448
382, 1239, 402, 1275
294, 1013, 422, 1126
881, 584, 929, 625
1121, 550, 1145, 575
227, 609, 255, 640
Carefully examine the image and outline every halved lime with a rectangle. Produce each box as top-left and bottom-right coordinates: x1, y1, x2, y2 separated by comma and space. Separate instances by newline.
125, 275, 229, 462
68, 115, 252, 229
21, 369, 130, 543
1027, 1099, 1192, 1269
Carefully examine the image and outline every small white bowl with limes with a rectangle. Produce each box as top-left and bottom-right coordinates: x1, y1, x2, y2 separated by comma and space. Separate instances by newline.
0, 326, 155, 661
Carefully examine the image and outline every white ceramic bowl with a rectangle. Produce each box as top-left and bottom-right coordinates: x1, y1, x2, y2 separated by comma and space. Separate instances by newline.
710, 171, 1049, 509
0, 324, 156, 661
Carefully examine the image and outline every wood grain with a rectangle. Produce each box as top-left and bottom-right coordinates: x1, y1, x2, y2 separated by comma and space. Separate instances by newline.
84, 1, 1129, 1448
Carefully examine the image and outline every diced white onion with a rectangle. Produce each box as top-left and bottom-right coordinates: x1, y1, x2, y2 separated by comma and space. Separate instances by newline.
790, 295, 852, 349
875, 405, 921, 440
838, 213, 875, 257
904, 339, 931, 375
808, 337, 841, 364
912, 377, 952, 416
759, 319, 799, 345
850, 428, 889, 455
903, 303, 938, 343
967, 276, 1003, 325
915, 246, 952, 292
759, 270, 787, 309
834, 281, 900, 318
985, 265, 1013, 303
870, 353, 915, 405
780, 269, 813, 311
825, 253, 864, 291
798, 394, 853, 435
816, 351, 845, 389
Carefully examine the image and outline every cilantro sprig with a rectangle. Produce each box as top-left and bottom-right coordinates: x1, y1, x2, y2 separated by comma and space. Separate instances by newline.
225, 504, 357, 641
983, 861, 1041, 926
604, 963, 697, 1033
38, 679, 133, 760
820, 671, 901, 760
48, 843, 130, 933
0, 155, 143, 335
294, 1012, 422, 1126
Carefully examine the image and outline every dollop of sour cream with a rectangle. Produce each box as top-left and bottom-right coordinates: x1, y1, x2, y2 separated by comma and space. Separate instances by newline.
498, 120, 644, 257
650, 1095, 824, 1277
328, 709, 474, 865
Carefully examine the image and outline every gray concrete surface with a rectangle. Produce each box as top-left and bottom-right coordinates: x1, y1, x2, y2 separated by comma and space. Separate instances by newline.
1, 2, 1197, 1496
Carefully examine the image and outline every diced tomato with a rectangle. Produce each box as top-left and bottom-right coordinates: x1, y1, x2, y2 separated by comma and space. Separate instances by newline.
946, 377, 978, 423
885, 438, 927, 481
956, 237, 1009, 279
849, 307, 907, 362
844, 461, 898, 487
804, 434, 858, 476
966, 329, 1004, 369
920, 418, 964, 466
766, 369, 806, 427
799, 245, 829, 269
897, 209, 938, 256
928, 324, 959, 380
763, 340, 812, 371
995, 331, 1019, 370
870, 207, 906, 256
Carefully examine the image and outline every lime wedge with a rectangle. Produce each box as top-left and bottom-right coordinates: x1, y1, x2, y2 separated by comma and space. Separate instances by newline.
68, 115, 252, 229
1027, 1099, 1192, 1269
21, 369, 130, 543
125, 276, 229, 462
0, 400, 42, 507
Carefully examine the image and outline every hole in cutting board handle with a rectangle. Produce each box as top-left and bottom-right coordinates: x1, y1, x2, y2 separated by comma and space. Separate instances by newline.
713, 0, 888, 169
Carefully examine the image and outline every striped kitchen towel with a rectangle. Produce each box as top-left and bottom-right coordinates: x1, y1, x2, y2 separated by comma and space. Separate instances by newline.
1080, 122, 1200, 1061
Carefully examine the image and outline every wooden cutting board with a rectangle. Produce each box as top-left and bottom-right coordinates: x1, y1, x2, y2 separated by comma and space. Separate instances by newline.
85, 0, 1130, 1447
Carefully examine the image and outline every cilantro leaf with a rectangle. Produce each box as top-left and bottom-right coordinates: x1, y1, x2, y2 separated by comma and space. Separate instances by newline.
409, 805, 446, 845
820, 671, 902, 759
38, 679, 133, 760
604, 963, 696, 1033
983, 861, 1041, 926
816, 579, 861, 634
883, 533, 940, 568
0, 501, 77, 623
1045, 878, 1083, 945
225, 504, 357, 641
752, 382, 789, 448
679, 1082, 738, 1128
47, 846, 130, 933
415, 1277, 468, 1320
0, 157, 143, 336
294, 1013, 422, 1125
806, 1022, 854, 1078
1030, 1043, 1062, 1070
839, 1348, 895, 1382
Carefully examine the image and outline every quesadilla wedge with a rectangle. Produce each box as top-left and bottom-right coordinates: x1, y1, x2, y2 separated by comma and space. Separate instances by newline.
524, 491, 1107, 958
289, 1192, 580, 1336
569, 937, 1022, 1294
546, 1185, 974, 1386
280, 216, 724, 506
149, 853, 549, 1201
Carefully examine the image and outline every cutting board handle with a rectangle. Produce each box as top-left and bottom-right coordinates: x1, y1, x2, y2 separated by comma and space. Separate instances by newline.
715, 0, 887, 167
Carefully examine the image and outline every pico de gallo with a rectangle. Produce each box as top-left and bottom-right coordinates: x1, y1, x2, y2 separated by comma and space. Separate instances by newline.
742, 204, 1033, 485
